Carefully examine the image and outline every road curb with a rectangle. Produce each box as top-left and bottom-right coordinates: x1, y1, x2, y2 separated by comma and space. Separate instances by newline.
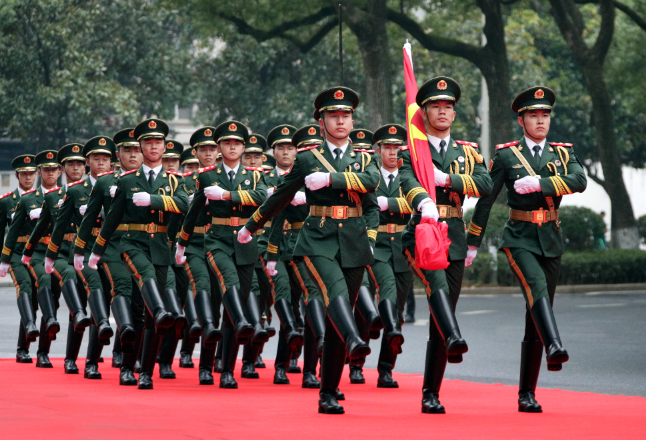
414, 282, 646, 295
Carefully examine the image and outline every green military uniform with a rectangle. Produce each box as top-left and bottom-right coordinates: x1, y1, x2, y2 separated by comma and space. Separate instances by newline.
179, 121, 267, 389
242, 87, 380, 414
467, 86, 587, 412
91, 118, 189, 389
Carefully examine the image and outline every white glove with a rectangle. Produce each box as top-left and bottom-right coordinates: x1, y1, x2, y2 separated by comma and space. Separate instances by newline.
0, 262, 9, 277
304, 172, 331, 191
419, 199, 439, 221
204, 185, 226, 201
237, 226, 253, 244
265, 261, 277, 276
514, 176, 542, 194
434, 169, 449, 187
74, 254, 85, 271
176, 245, 186, 265
11, 212, 15, 219
88, 253, 101, 270
79, 205, 87, 215
133, 192, 151, 206
465, 245, 478, 267
370, 246, 374, 255
377, 196, 389, 211
21, 255, 31, 265
267, 187, 275, 198
291, 192, 307, 206
188, 194, 194, 203
44, 257, 55, 274
29, 208, 42, 220
57, 199, 64, 207
110, 186, 117, 198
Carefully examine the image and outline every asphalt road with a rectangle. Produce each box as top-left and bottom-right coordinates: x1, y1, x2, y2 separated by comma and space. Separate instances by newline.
1, 288, 644, 397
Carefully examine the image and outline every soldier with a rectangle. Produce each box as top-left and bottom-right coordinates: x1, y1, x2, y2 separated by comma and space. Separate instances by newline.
0, 155, 38, 363
400, 76, 493, 413
238, 87, 380, 414
176, 120, 265, 389
74, 128, 145, 386
87, 118, 188, 389
467, 86, 586, 412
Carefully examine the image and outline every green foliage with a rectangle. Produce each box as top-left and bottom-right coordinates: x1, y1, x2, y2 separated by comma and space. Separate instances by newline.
559, 250, 646, 284
559, 206, 607, 251
464, 203, 509, 248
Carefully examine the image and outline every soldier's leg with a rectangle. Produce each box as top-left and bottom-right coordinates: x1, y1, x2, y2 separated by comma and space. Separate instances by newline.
241, 265, 270, 379
176, 265, 199, 368
349, 270, 372, 384
118, 277, 145, 386
27, 256, 58, 367
404, 280, 416, 323
10, 263, 39, 359
290, 259, 325, 360
256, 255, 276, 336
287, 288, 305, 373
157, 268, 180, 379
211, 272, 224, 374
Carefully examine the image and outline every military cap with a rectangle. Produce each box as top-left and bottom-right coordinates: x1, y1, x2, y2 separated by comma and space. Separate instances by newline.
134, 118, 169, 141
113, 128, 139, 148
35, 150, 60, 168
12, 154, 37, 172
350, 129, 374, 149
512, 86, 555, 114
416, 76, 461, 107
111, 150, 119, 166
213, 120, 249, 144
266, 125, 297, 149
190, 126, 217, 149
292, 124, 324, 148
263, 154, 276, 171
373, 124, 407, 145
180, 148, 199, 166
57, 143, 85, 164
163, 140, 184, 159
314, 86, 360, 120
246, 133, 267, 154
83, 136, 115, 158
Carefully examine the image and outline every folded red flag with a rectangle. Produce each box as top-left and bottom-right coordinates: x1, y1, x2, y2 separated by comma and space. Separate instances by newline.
415, 218, 451, 270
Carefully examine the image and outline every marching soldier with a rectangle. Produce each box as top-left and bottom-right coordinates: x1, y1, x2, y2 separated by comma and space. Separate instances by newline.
467, 86, 586, 412
238, 87, 379, 414
0, 155, 38, 363
88, 118, 188, 389
400, 77, 493, 413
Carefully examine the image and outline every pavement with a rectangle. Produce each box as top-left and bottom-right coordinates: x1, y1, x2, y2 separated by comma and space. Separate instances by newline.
1, 287, 644, 397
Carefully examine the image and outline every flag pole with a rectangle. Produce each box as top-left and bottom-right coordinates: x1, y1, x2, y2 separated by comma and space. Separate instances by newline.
339, 4, 343, 85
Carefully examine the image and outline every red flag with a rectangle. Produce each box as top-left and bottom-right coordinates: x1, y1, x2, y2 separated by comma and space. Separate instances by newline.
403, 44, 436, 202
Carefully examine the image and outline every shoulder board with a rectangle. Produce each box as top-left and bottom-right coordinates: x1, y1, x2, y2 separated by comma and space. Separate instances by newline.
166, 171, 181, 176
456, 140, 478, 148
549, 142, 573, 148
297, 145, 318, 153
0, 191, 13, 200
183, 171, 195, 178
120, 169, 138, 177
45, 186, 60, 194
357, 149, 375, 154
279, 170, 289, 176
496, 141, 519, 150
244, 166, 261, 172
264, 169, 272, 174
399, 145, 409, 151
97, 171, 113, 177
199, 165, 216, 174
68, 179, 85, 187
23, 188, 37, 195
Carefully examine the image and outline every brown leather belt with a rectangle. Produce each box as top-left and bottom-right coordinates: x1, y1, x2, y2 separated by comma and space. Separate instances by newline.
437, 205, 463, 219
176, 226, 207, 238
377, 224, 406, 233
509, 208, 559, 224
309, 206, 362, 219
212, 217, 249, 227
283, 221, 304, 231
63, 233, 75, 242
124, 223, 168, 233
16, 236, 47, 244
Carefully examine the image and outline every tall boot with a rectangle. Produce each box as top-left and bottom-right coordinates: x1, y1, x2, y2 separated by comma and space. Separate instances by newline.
198, 339, 216, 384
241, 343, 261, 379
61, 280, 91, 330
37, 287, 60, 340
326, 296, 371, 361
318, 340, 346, 414
306, 299, 326, 357
378, 299, 405, 355
302, 322, 320, 388
140, 278, 175, 332
16, 323, 33, 363
184, 291, 202, 342
63, 317, 84, 374
163, 288, 187, 336
219, 327, 239, 388
17, 292, 39, 342
421, 340, 448, 413
112, 296, 136, 349
84, 325, 103, 379
194, 290, 221, 344
245, 292, 269, 344
377, 335, 399, 388
273, 329, 290, 384
222, 286, 254, 341
138, 318, 162, 389
405, 286, 416, 323
157, 333, 178, 379
119, 327, 143, 386
518, 340, 543, 412
179, 326, 196, 368
88, 289, 114, 343
214, 340, 223, 373
112, 335, 123, 368
274, 298, 304, 358
530, 297, 569, 371
428, 289, 467, 361
355, 286, 383, 339
36, 317, 53, 368
349, 307, 369, 383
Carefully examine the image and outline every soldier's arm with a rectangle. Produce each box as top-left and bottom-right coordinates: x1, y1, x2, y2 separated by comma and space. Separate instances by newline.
151, 175, 188, 214
230, 170, 267, 207
0, 200, 9, 246
329, 152, 380, 193
24, 196, 53, 258
46, 191, 74, 260
265, 208, 288, 262
540, 147, 587, 196
167, 214, 183, 248
449, 149, 494, 198
362, 191, 380, 249
178, 174, 207, 247
386, 194, 414, 215
91, 179, 126, 257
466, 152, 506, 248
75, 179, 106, 255
1, 197, 29, 262
398, 149, 432, 210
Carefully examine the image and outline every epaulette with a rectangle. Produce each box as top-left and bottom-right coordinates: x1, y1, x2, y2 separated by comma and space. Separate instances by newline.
45, 186, 60, 194
279, 170, 290, 176
456, 140, 478, 148
496, 141, 519, 150
297, 145, 318, 153
68, 179, 85, 187
23, 188, 36, 195
166, 171, 181, 176
399, 145, 409, 151
245, 167, 262, 172
183, 171, 195, 178
119, 169, 138, 177
97, 171, 113, 177
199, 165, 216, 174
355, 148, 375, 154
0, 191, 13, 200
549, 142, 573, 148
264, 169, 272, 174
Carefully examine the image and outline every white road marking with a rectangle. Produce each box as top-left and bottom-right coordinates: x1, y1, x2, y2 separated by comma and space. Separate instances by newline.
578, 303, 627, 308
460, 310, 495, 315
413, 319, 429, 326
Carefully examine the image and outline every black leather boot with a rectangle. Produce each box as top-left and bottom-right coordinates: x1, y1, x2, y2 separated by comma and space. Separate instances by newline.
428, 289, 467, 360
199, 339, 216, 385
219, 327, 239, 389
306, 299, 326, 357
222, 286, 254, 341
158, 332, 178, 379
163, 288, 187, 336
140, 278, 175, 332
112, 351, 123, 368
302, 370, 321, 388
179, 337, 195, 368
274, 298, 305, 358
518, 340, 543, 412
264, 320, 276, 338
84, 325, 102, 379
326, 297, 371, 361
138, 322, 162, 389
17, 292, 39, 342
111, 296, 136, 349
184, 291, 202, 342
245, 292, 269, 344
287, 356, 302, 374
194, 290, 222, 344
355, 286, 383, 339
379, 299, 405, 355
273, 328, 290, 384
16, 323, 33, 363
88, 289, 114, 343
241, 342, 261, 378
421, 340, 447, 414
318, 341, 346, 414
64, 320, 84, 374
302, 322, 320, 388
404, 286, 416, 323
120, 366, 137, 386
213, 341, 223, 373
349, 365, 365, 384
119, 328, 142, 386
159, 362, 176, 379
255, 354, 266, 368
377, 334, 399, 388
37, 288, 60, 340
241, 360, 260, 379
530, 297, 569, 371
61, 280, 91, 330
36, 317, 53, 368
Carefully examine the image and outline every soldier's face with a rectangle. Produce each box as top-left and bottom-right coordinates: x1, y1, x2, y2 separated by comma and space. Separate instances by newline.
17, 171, 36, 191
422, 100, 455, 132
64, 160, 85, 182
87, 153, 112, 176
219, 139, 245, 163
162, 158, 180, 173
39, 166, 61, 187
519, 110, 551, 141
118, 146, 143, 172
141, 138, 165, 163
196, 145, 218, 167
379, 144, 400, 169
242, 152, 263, 168
183, 163, 199, 174
320, 111, 354, 139
274, 143, 296, 169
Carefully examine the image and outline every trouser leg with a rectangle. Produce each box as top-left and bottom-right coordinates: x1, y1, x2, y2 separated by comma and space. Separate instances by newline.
10, 263, 39, 343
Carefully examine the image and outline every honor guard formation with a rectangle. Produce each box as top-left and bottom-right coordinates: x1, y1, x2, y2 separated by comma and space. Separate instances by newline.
0, 79, 586, 414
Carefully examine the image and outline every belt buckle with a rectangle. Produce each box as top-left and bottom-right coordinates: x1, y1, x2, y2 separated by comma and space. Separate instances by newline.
230, 217, 240, 227
533, 209, 545, 225
439, 206, 448, 218
387, 224, 396, 234
331, 206, 347, 219
146, 223, 156, 233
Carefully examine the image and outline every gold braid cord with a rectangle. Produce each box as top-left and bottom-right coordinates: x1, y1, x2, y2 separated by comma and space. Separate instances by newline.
467, 220, 482, 237
556, 146, 569, 175
238, 190, 257, 206
548, 176, 572, 196
406, 187, 427, 205
367, 230, 378, 241
396, 197, 413, 214
74, 237, 86, 249
161, 195, 181, 213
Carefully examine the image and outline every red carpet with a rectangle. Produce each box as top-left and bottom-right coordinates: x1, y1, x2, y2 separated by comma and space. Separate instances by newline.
0, 358, 644, 440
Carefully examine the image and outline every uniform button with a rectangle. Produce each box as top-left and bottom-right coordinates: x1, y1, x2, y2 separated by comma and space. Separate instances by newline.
340, 193, 344, 197
207, 212, 210, 215
391, 237, 395, 241
517, 175, 520, 178
390, 213, 393, 215
510, 221, 515, 225
233, 230, 237, 235
233, 207, 237, 210
307, 223, 310, 226
150, 234, 154, 238
151, 210, 155, 213
71, 223, 74, 226
339, 223, 343, 228
284, 232, 287, 235
444, 189, 447, 193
